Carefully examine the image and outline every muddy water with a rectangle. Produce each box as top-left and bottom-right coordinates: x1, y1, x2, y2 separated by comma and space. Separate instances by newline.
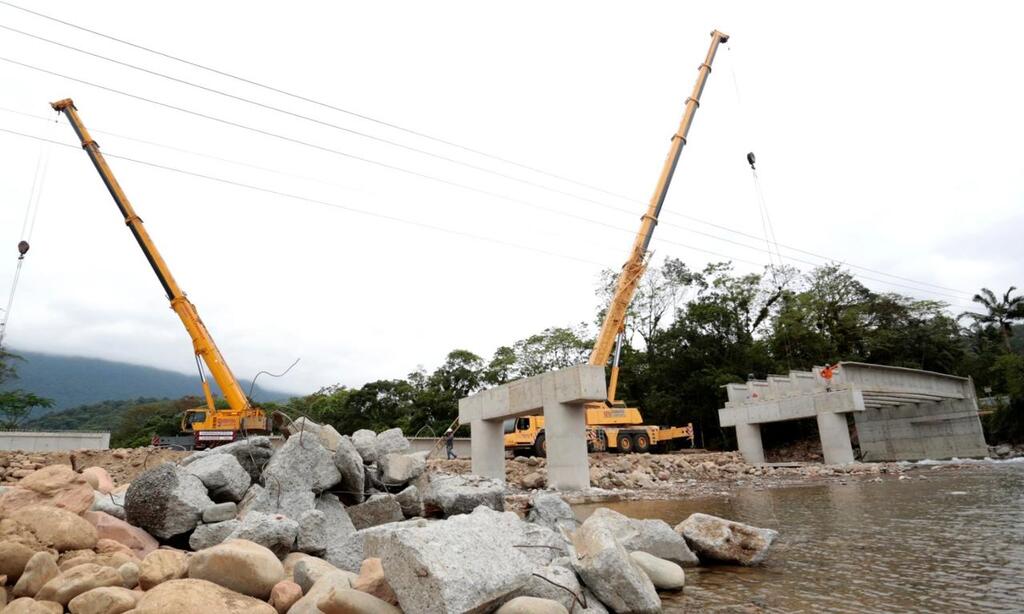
574, 462, 1024, 613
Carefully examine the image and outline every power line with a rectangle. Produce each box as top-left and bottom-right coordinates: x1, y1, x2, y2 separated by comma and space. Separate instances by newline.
0, 124, 980, 310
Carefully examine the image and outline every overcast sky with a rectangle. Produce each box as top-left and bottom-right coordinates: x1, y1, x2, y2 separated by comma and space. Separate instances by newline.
1, 1, 1021, 395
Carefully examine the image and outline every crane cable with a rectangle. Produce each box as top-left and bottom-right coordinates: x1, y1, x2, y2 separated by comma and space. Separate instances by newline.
0, 112, 56, 349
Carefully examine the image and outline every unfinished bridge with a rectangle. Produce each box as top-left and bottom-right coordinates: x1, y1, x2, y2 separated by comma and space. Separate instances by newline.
718, 362, 989, 464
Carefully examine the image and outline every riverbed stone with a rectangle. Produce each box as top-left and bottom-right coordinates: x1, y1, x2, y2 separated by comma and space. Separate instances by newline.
289, 568, 358, 614
269, 579, 302, 613
133, 578, 276, 614
375, 428, 411, 457
189, 520, 240, 550
293, 557, 346, 593
504, 563, 582, 612
352, 557, 398, 604
203, 501, 238, 523
364, 509, 532, 614
497, 596, 570, 614
124, 464, 214, 539
349, 494, 404, 530
0, 465, 94, 516
185, 454, 251, 502
629, 551, 685, 591
352, 429, 378, 464
67, 586, 139, 614
526, 493, 577, 535
138, 549, 189, 590
318, 588, 402, 614
116, 561, 138, 589
334, 436, 366, 504
587, 507, 698, 566
422, 473, 505, 516
13, 551, 59, 598
188, 539, 284, 599
569, 518, 660, 614
80, 468, 115, 495
9, 506, 97, 552
675, 513, 778, 565
0, 540, 40, 582
35, 563, 123, 606
262, 435, 341, 493
3, 597, 63, 614
82, 511, 158, 559
395, 485, 423, 518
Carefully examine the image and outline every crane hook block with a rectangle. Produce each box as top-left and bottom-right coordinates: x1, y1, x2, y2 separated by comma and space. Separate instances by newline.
746, 152, 756, 169
17, 240, 29, 257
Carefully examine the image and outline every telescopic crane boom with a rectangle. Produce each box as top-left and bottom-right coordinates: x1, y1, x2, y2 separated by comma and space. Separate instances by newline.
51, 98, 269, 446
590, 30, 729, 403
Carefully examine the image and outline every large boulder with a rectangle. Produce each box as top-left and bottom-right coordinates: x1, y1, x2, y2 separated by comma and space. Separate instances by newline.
352, 429, 378, 464
375, 428, 410, 457
138, 549, 189, 590
187, 539, 284, 599
284, 416, 322, 438
379, 453, 426, 486
296, 509, 328, 554
323, 519, 428, 574
133, 578, 276, 614
0, 539, 42, 582
365, 508, 533, 614
526, 494, 577, 536
184, 454, 251, 502
675, 513, 778, 566
124, 464, 214, 539
504, 563, 583, 613
9, 506, 97, 552
586, 507, 698, 566
181, 437, 275, 483
629, 551, 684, 591
2, 597, 63, 613
395, 485, 423, 518
35, 563, 123, 606
318, 588, 402, 614
568, 517, 660, 614
82, 511, 158, 559
348, 494, 404, 530
422, 473, 505, 517
262, 435, 340, 493
189, 520, 240, 550
0, 466, 94, 515
228, 512, 299, 557
334, 436, 366, 504
13, 551, 59, 598
238, 483, 316, 521
67, 586, 138, 614
472, 506, 568, 567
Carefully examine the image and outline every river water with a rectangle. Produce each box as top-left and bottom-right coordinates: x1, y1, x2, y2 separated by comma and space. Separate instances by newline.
574, 461, 1024, 613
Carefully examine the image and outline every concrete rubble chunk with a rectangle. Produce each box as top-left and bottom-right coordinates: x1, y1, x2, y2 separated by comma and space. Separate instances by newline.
285, 416, 322, 438
228, 511, 299, 557
422, 473, 505, 517
394, 485, 423, 518
90, 491, 126, 520
334, 436, 366, 504
323, 519, 429, 574
587, 507, 698, 566
124, 464, 214, 539
569, 517, 660, 614
629, 551, 685, 591
261, 435, 340, 493
475, 506, 568, 567
202, 501, 238, 523
675, 513, 778, 566
375, 428, 411, 457
185, 454, 251, 502
526, 493, 578, 536
187, 539, 284, 600
296, 509, 328, 554
318, 588, 402, 614
239, 482, 315, 521
364, 509, 533, 614
189, 520, 240, 551
348, 494, 405, 530
352, 429, 378, 464
133, 578, 276, 614
180, 437, 275, 483
318, 424, 343, 452
379, 453, 426, 486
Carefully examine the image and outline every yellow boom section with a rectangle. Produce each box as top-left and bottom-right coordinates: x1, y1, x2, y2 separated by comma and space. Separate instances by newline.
51, 98, 253, 415
589, 30, 729, 401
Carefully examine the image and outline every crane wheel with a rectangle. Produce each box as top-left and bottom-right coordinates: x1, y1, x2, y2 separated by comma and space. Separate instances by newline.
534, 433, 547, 458
616, 434, 634, 454
633, 433, 651, 453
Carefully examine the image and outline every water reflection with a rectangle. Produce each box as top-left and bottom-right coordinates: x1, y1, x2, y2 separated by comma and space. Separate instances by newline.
574, 464, 1024, 613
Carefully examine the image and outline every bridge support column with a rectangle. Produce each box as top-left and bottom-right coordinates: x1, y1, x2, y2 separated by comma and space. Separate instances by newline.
817, 411, 855, 465
469, 419, 506, 481
734, 422, 765, 464
542, 399, 590, 490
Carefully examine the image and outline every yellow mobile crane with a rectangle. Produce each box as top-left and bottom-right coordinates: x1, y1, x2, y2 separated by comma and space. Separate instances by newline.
52, 99, 270, 448
505, 30, 729, 455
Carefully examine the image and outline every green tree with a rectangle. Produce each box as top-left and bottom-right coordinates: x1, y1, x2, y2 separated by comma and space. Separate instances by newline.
0, 349, 52, 428
960, 287, 1024, 352
511, 325, 591, 377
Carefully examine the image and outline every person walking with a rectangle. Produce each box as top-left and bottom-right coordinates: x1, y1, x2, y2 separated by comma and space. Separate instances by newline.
445, 428, 457, 459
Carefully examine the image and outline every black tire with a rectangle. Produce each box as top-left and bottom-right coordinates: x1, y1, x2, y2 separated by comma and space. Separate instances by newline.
534, 433, 547, 458
616, 433, 634, 454
633, 432, 651, 453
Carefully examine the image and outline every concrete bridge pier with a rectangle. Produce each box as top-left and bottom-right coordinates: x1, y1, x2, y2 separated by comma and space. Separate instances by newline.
459, 364, 606, 491
816, 411, 855, 465
734, 423, 765, 464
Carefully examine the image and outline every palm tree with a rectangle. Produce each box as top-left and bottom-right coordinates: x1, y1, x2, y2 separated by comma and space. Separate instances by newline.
960, 287, 1024, 352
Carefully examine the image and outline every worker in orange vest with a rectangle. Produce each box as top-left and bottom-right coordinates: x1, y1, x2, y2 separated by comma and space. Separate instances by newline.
821, 363, 839, 391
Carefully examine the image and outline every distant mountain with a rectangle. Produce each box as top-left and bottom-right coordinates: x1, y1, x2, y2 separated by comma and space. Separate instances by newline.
2, 349, 300, 416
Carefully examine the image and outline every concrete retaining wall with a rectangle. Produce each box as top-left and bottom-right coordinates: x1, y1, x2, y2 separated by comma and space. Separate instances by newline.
0, 430, 111, 452
853, 399, 988, 461
408, 436, 471, 459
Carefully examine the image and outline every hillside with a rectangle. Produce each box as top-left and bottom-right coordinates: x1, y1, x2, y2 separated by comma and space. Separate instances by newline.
2, 349, 300, 416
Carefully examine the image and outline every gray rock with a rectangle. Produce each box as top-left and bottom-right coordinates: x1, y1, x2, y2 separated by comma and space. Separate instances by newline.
185, 453, 251, 502
475, 506, 568, 567
352, 429, 378, 464
318, 424, 343, 452
334, 436, 366, 504
505, 563, 584, 612
375, 428, 410, 457
262, 434, 341, 493
180, 436, 274, 482
91, 490, 126, 520
569, 516, 660, 614
229, 511, 299, 557
239, 482, 316, 521
317, 494, 359, 570
293, 556, 340, 593
285, 416, 323, 438
202, 501, 238, 523
324, 519, 429, 574
290, 567, 358, 614
379, 453, 426, 486
580, 588, 610, 614
675, 513, 778, 566
125, 463, 215, 539
586, 507, 698, 566
348, 494, 404, 530
526, 493, 577, 536
395, 485, 424, 518
189, 519, 240, 550
365, 511, 533, 614
297, 509, 327, 554
423, 473, 506, 517
629, 551, 685, 591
